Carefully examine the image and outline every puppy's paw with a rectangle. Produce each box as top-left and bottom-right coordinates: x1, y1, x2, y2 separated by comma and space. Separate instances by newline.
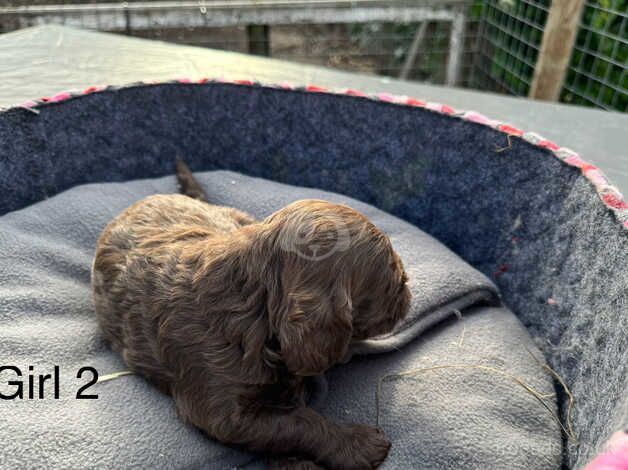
348, 425, 391, 469
326, 424, 391, 469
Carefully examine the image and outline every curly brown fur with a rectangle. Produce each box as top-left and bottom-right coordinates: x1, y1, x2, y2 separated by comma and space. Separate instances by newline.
92, 167, 411, 469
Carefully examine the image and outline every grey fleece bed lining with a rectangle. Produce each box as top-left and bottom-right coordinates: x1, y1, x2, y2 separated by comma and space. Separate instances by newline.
0, 170, 560, 469
350, 290, 496, 356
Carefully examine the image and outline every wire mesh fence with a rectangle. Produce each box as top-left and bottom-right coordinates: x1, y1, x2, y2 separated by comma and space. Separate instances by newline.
136, 21, 474, 82
472, 0, 626, 112
0, 0, 625, 111
269, 20, 480, 86
471, 0, 549, 96
0, 0, 479, 86
561, 1, 627, 111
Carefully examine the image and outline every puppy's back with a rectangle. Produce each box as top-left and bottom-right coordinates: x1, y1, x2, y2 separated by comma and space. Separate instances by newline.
91, 194, 253, 374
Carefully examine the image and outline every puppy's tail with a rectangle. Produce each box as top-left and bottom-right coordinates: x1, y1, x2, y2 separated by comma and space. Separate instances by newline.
175, 158, 209, 203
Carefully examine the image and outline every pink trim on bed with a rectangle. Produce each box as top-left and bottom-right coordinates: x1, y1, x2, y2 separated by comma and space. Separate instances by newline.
584, 431, 628, 470
7, 77, 628, 231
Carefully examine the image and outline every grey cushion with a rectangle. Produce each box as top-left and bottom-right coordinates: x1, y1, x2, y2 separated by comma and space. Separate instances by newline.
314, 306, 562, 469
0, 170, 560, 469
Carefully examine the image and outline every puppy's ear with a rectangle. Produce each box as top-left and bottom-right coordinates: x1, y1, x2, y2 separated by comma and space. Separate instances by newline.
277, 287, 353, 376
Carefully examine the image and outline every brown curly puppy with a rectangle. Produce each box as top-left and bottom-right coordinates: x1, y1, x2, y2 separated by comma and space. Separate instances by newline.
91, 162, 411, 469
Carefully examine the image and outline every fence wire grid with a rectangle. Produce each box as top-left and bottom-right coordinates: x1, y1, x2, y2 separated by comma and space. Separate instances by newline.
472, 0, 626, 112
472, 0, 549, 96
128, 1, 480, 88
0, 0, 626, 111
562, 1, 627, 111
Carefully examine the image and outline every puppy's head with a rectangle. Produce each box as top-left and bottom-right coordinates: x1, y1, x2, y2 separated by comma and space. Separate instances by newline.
260, 200, 410, 376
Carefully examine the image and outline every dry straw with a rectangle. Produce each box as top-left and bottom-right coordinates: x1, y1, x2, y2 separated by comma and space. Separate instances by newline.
94, 352, 576, 443
375, 357, 577, 443
96, 370, 134, 384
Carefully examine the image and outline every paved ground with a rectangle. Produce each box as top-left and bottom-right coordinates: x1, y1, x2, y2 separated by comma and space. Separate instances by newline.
1, 25, 626, 192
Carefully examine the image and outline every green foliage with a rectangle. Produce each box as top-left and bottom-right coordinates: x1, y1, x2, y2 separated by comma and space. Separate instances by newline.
469, 0, 486, 19
481, 0, 626, 111
561, 0, 627, 111
479, 0, 549, 95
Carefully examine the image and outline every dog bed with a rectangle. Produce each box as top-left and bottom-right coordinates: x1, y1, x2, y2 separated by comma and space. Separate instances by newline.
1, 170, 560, 469
0, 80, 625, 469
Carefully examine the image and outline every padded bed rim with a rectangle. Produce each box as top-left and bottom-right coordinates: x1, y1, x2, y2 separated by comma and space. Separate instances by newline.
3, 77, 627, 232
